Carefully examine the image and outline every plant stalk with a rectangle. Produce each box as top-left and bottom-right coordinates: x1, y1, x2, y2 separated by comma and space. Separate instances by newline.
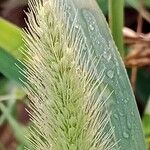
108, 0, 124, 58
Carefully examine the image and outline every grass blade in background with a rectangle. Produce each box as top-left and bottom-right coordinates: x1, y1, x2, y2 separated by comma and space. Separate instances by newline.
0, 18, 25, 84
0, 103, 30, 148
96, 0, 108, 15
108, 0, 125, 58
70, 0, 146, 149
0, 18, 24, 60
0, 48, 25, 85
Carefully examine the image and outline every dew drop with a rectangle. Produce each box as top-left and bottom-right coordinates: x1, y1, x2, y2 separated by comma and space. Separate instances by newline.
119, 112, 124, 116
123, 131, 129, 138
107, 54, 111, 61
97, 40, 100, 45
89, 24, 94, 31
75, 24, 79, 29
127, 120, 132, 129
124, 99, 128, 103
103, 51, 111, 62
103, 51, 107, 59
107, 70, 114, 79
114, 114, 119, 119
68, 5, 71, 10
116, 61, 119, 67
131, 111, 134, 116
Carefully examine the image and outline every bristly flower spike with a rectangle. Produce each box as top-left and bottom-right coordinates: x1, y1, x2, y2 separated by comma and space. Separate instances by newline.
22, 0, 119, 149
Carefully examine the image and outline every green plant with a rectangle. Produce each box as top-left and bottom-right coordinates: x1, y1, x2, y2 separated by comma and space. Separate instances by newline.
21, 0, 147, 149
0, 18, 25, 84
0, 18, 23, 59
108, 0, 124, 58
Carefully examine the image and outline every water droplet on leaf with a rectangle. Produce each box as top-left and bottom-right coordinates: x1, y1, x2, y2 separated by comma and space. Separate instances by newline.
127, 120, 131, 129
75, 24, 79, 29
103, 51, 112, 61
131, 111, 134, 116
107, 70, 114, 79
119, 112, 124, 116
123, 131, 129, 138
114, 114, 119, 119
124, 99, 128, 103
89, 24, 94, 31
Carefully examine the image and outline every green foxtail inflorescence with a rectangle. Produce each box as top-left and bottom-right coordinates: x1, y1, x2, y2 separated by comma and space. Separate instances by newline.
21, 0, 119, 149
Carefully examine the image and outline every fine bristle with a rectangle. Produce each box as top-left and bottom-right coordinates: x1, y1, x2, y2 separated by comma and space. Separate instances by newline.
22, 0, 118, 149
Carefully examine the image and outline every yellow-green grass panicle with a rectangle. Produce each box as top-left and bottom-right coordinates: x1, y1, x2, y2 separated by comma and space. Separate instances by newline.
22, 0, 118, 149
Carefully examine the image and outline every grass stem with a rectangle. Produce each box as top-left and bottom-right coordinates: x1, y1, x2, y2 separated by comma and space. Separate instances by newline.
108, 0, 124, 58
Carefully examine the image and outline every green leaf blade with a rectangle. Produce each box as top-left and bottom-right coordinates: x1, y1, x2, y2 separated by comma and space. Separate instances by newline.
0, 18, 26, 84
0, 18, 24, 60
0, 48, 25, 85
71, 0, 146, 149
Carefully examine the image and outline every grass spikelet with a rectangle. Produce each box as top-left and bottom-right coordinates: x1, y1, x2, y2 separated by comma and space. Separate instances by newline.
22, 0, 119, 149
